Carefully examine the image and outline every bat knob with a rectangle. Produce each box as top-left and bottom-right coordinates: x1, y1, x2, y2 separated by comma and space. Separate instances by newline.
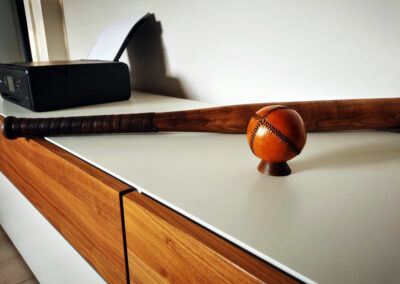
1, 116, 17, 140
247, 105, 307, 176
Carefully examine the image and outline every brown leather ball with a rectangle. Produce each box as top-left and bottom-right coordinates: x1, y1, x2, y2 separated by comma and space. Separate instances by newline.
247, 105, 307, 163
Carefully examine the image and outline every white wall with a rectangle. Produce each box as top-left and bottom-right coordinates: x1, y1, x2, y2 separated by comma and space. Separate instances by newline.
63, 0, 400, 104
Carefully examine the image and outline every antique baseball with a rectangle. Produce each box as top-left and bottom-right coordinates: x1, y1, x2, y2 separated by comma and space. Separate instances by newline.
247, 105, 307, 176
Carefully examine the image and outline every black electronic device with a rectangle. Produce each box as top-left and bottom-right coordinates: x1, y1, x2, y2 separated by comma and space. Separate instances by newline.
0, 13, 151, 112
0, 61, 130, 111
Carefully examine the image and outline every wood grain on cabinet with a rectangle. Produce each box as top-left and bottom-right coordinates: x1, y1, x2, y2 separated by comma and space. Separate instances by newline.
0, 117, 132, 283
123, 191, 299, 283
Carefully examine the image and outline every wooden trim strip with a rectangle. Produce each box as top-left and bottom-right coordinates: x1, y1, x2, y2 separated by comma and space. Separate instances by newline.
124, 191, 300, 283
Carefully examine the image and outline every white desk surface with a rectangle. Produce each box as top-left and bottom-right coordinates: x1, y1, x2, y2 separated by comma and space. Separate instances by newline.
1, 93, 400, 284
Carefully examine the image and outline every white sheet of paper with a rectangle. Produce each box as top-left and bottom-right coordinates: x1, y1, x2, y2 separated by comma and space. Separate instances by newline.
87, 12, 150, 61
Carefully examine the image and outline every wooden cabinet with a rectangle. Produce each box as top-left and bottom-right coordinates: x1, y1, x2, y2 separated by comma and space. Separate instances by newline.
2, 93, 399, 283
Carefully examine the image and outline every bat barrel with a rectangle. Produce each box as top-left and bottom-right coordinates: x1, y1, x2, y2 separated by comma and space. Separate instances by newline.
154, 98, 400, 133
1, 113, 157, 139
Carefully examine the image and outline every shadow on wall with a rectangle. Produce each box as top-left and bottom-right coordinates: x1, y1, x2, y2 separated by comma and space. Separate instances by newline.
127, 14, 187, 99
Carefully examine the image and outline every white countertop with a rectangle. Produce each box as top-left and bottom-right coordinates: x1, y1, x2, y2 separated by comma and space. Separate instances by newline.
1, 93, 400, 284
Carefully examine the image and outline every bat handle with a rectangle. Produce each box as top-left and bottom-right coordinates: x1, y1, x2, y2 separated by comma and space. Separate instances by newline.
1, 113, 157, 139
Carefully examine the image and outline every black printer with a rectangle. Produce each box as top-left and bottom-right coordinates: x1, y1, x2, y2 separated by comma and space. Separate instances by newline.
0, 13, 150, 112
0, 60, 130, 111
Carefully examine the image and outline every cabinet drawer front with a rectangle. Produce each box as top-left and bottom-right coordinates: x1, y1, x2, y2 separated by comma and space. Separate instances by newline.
124, 192, 298, 283
0, 125, 131, 283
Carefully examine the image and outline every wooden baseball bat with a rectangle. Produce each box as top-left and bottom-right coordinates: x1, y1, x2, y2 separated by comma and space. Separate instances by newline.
2, 97, 400, 140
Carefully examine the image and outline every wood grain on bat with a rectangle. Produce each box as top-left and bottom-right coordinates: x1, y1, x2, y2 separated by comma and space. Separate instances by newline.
154, 98, 400, 133
2, 97, 400, 139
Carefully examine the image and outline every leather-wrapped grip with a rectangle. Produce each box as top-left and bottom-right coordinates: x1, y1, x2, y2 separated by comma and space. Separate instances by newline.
1, 113, 157, 139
